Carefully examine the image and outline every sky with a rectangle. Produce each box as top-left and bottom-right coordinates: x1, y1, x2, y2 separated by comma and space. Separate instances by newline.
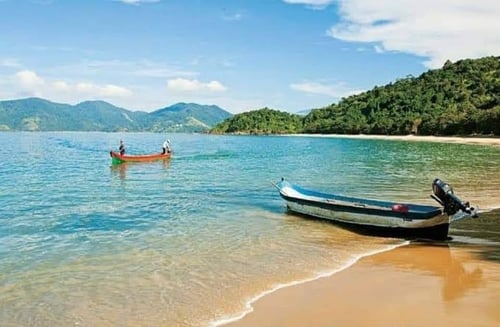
0, 0, 499, 114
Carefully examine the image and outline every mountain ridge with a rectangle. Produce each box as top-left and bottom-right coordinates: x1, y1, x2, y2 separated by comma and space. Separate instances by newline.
0, 97, 232, 132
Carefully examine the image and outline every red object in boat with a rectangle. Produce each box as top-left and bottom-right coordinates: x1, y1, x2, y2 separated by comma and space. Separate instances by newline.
391, 203, 409, 213
110, 150, 172, 163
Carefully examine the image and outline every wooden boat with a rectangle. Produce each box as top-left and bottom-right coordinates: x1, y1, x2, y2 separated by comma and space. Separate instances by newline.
110, 150, 172, 164
275, 178, 477, 240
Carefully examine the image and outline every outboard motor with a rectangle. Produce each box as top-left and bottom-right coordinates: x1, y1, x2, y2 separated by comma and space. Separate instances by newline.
431, 178, 477, 218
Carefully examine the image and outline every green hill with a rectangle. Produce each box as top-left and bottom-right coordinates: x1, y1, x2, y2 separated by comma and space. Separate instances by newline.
210, 107, 303, 134
212, 56, 500, 136
0, 98, 232, 132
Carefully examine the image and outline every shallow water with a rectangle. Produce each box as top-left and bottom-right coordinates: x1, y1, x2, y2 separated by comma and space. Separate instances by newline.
0, 132, 499, 326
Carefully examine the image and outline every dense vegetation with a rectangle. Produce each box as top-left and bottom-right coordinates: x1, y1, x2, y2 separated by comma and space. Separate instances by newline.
210, 108, 303, 134
0, 99, 232, 132
212, 56, 500, 136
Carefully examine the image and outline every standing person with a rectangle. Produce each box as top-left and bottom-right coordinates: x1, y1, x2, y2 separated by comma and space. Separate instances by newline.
162, 139, 171, 154
119, 140, 125, 155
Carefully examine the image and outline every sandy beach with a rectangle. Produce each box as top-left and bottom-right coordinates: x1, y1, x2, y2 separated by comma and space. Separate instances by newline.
223, 135, 500, 327
225, 212, 500, 327
290, 134, 500, 147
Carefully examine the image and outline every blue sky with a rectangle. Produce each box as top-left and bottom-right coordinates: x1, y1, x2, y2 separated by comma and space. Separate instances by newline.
0, 0, 498, 113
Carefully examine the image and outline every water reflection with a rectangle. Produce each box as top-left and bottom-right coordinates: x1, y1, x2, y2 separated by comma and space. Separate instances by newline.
371, 243, 484, 301
111, 162, 128, 180
110, 159, 171, 181
162, 159, 171, 170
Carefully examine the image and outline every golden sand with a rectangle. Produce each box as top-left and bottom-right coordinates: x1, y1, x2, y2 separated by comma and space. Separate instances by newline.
226, 243, 500, 327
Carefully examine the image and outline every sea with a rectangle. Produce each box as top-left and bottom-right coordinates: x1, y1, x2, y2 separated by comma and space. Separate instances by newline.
1, 132, 499, 327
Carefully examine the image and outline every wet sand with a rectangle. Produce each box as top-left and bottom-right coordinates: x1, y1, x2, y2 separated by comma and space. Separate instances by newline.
225, 213, 500, 327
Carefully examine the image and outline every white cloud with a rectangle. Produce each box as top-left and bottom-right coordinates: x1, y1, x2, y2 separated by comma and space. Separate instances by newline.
100, 84, 133, 97
52, 80, 70, 92
15, 70, 45, 89
73, 82, 132, 97
290, 81, 362, 98
75, 82, 95, 94
326, 0, 500, 68
205, 81, 226, 92
1, 58, 22, 69
10, 70, 132, 101
166, 78, 227, 93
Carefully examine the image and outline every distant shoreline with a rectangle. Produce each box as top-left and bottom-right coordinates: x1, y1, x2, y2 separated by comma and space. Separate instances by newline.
286, 133, 500, 146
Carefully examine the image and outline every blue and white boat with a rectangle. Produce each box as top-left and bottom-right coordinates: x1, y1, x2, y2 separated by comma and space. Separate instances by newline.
276, 178, 477, 240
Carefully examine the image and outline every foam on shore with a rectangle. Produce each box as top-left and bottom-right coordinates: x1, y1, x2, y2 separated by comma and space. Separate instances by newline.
209, 241, 409, 327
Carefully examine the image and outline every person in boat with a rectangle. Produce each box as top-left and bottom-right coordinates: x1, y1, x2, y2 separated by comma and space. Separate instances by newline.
162, 139, 171, 154
119, 140, 125, 155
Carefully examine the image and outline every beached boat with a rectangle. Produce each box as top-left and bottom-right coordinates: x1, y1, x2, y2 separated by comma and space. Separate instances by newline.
275, 178, 477, 240
110, 150, 172, 164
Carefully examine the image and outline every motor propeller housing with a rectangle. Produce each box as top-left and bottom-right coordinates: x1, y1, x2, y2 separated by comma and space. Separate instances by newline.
431, 178, 477, 217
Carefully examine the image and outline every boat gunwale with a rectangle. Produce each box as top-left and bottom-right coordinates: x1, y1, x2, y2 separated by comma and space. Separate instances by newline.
110, 150, 172, 162
278, 181, 443, 220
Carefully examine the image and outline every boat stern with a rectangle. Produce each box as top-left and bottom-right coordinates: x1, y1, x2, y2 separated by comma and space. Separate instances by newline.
431, 178, 478, 222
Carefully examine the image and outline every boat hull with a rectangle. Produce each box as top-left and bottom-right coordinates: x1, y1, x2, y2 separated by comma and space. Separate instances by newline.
110, 150, 171, 164
283, 197, 450, 240
278, 180, 452, 240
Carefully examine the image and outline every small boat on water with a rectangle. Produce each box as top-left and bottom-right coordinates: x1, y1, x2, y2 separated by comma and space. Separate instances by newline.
110, 150, 172, 164
275, 178, 477, 240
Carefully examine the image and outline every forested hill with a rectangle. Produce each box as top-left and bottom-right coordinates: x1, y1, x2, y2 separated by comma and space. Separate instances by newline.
211, 56, 499, 136
210, 108, 303, 134
0, 98, 232, 132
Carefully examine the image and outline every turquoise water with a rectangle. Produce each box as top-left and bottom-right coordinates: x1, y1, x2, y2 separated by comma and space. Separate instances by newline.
0, 132, 499, 326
